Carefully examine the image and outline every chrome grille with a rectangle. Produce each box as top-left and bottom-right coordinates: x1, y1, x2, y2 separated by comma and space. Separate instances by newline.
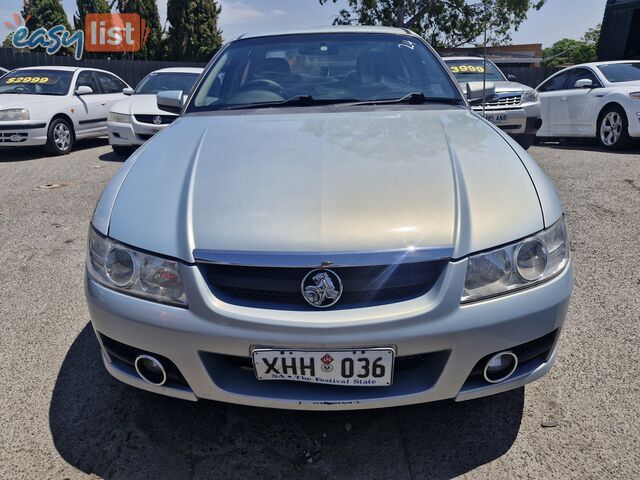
198, 261, 448, 310
482, 95, 522, 108
0, 132, 28, 143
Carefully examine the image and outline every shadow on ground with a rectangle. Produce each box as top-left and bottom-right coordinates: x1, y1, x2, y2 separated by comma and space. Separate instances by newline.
50, 324, 524, 480
0, 138, 109, 162
535, 139, 640, 155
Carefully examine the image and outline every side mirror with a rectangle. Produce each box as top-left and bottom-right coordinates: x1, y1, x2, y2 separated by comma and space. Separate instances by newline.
123, 87, 134, 96
75, 85, 93, 96
157, 90, 184, 114
466, 81, 496, 102
575, 78, 594, 89
507, 74, 517, 81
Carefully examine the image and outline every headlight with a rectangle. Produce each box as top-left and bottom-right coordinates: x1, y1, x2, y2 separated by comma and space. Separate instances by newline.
0, 108, 29, 121
87, 228, 187, 306
522, 89, 539, 104
108, 112, 132, 123
462, 217, 569, 303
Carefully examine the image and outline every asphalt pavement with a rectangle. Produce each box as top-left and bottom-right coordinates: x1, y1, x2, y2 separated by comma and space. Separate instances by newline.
0, 139, 638, 479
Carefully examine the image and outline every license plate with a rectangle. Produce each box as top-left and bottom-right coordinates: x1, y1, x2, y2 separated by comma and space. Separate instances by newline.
484, 112, 508, 124
251, 348, 395, 387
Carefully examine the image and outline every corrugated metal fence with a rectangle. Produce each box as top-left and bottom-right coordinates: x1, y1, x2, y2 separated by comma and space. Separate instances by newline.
0, 47, 560, 89
0, 48, 206, 87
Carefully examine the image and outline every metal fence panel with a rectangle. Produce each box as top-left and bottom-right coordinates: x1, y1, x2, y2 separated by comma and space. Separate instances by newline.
0, 47, 206, 87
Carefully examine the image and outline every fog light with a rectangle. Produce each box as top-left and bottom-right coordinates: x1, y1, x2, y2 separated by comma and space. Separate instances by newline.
483, 351, 518, 384
134, 354, 167, 385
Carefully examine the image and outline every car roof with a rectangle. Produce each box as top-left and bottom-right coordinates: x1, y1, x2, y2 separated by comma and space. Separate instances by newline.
560, 60, 640, 70
442, 56, 489, 62
150, 67, 204, 74
236, 25, 417, 41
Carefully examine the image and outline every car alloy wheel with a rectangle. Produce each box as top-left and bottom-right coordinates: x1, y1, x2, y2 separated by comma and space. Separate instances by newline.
600, 111, 623, 147
53, 122, 71, 152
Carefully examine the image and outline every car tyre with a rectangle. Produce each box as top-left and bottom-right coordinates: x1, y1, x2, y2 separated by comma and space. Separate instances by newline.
515, 134, 535, 150
44, 117, 75, 155
112, 145, 135, 158
597, 105, 631, 151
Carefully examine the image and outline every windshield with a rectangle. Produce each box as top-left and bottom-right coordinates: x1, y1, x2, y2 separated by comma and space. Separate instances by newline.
0, 70, 73, 95
597, 62, 640, 83
135, 72, 201, 94
444, 59, 506, 83
188, 33, 461, 112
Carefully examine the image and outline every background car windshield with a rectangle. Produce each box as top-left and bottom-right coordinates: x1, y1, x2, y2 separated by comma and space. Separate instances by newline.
444, 60, 506, 82
597, 62, 640, 83
135, 72, 201, 94
0, 70, 73, 95
189, 33, 460, 111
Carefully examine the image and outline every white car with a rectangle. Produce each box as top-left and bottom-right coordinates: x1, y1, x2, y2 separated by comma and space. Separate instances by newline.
536, 60, 640, 150
0, 66, 129, 155
107, 67, 203, 156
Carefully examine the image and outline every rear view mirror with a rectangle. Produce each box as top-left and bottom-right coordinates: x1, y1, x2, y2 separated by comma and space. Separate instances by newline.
507, 74, 517, 81
575, 78, 594, 89
123, 87, 134, 96
466, 81, 496, 101
157, 90, 184, 114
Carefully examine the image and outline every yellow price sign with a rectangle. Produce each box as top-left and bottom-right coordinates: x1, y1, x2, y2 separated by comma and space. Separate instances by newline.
3, 76, 56, 85
449, 65, 485, 74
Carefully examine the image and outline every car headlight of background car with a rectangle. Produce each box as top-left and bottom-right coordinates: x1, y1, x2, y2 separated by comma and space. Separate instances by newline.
0, 108, 30, 121
462, 217, 569, 303
521, 89, 540, 104
87, 228, 187, 306
108, 112, 132, 124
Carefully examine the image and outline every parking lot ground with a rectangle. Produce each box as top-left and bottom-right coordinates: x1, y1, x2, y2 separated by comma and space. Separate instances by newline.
0, 140, 639, 479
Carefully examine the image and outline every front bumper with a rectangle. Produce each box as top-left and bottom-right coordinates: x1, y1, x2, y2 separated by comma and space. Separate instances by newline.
86, 255, 573, 410
107, 120, 166, 147
0, 121, 48, 146
472, 102, 541, 136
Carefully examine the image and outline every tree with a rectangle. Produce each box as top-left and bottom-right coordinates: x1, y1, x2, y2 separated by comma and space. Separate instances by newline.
21, 0, 74, 55
116, 0, 164, 60
165, 0, 223, 62
319, 0, 546, 48
73, 0, 110, 32
542, 24, 600, 67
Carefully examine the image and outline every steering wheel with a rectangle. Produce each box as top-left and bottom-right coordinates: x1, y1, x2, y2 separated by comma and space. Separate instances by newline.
239, 79, 284, 96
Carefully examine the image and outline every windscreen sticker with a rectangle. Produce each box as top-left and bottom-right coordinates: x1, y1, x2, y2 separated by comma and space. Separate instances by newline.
1, 76, 59, 85
449, 65, 485, 74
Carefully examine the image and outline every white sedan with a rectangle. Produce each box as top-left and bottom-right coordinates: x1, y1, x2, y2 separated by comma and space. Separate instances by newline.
107, 67, 203, 156
536, 61, 640, 150
0, 66, 129, 155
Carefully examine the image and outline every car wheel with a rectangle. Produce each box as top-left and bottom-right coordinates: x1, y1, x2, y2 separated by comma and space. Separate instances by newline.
44, 117, 75, 155
597, 106, 631, 151
112, 145, 135, 158
515, 134, 535, 150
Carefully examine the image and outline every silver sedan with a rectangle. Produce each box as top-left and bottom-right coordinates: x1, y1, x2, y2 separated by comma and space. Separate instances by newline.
85, 26, 573, 410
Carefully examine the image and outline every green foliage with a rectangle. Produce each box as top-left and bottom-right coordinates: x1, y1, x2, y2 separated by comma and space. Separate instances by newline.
319, 0, 546, 48
23, 0, 73, 32
3, 32, 15, 47
542, 24, 600, 67
166, 0, 223, 62
116, 0, 164, 60
73, 0, 110, 31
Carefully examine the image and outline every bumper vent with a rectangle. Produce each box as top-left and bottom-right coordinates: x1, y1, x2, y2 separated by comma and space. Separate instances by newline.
198, 261, 448, 310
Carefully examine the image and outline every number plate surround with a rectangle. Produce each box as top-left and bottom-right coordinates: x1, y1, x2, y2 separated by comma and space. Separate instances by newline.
250, 347, 396, 387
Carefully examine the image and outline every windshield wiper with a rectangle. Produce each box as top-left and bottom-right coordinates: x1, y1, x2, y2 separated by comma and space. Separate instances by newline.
344, 92, 463, 107
223, 95, 360, 111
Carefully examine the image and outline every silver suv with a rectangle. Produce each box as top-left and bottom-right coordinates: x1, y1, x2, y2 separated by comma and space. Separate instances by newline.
444, 56, 542, 149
